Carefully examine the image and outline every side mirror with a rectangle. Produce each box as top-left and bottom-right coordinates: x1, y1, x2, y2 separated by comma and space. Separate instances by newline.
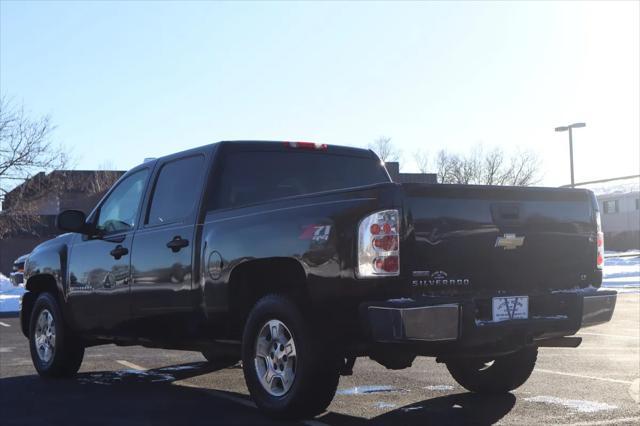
56, 210, 91, 234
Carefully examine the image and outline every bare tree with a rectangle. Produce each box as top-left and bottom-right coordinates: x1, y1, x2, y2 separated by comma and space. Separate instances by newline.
89, 162, 123, 194
435, 146, 540, 186
482, 147, 505, 185
435, 150, 451, 184
503, 149, 540, 186
414, 149, 430, 173
0, 97, 69, 236
0, 97, 68, 199
369, 136, 401, 163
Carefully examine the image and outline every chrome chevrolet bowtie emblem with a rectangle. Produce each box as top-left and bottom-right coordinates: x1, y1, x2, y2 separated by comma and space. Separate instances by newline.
495, 233, 525, 250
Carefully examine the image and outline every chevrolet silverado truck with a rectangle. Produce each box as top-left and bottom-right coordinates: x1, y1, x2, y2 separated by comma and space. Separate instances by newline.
21, 141, 616, 419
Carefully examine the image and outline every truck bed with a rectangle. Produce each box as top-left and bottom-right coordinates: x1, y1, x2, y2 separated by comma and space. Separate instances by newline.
402, 183, 601, 296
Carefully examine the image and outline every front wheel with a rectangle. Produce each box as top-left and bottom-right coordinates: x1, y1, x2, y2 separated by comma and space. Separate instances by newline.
241, 294, 340, 420
445, 346, 538, 393
29, 292, 84, 378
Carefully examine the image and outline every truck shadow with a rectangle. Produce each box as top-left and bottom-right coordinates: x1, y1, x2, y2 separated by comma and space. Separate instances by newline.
0, 361, 516, 426
321, 393, 516, 425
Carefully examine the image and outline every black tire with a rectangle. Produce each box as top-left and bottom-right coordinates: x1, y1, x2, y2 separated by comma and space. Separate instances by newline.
29, 292, 84, 378
446, 346, 538, 393
241, 294, 340, 420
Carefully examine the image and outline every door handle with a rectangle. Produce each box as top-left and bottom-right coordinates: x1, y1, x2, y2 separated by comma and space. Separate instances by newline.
166, 236, 189, 253
109, 245, 129, 260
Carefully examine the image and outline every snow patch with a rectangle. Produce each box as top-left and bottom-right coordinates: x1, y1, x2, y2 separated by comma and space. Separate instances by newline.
156, 364, 205, 372
337, 385, 407, 395
0, 274, 13, 291
524, 395, 617, 413
0, 274, 25, 314
603, 252, 640, 293
373, 402, 397, 409
77, 369, 175, 386
585, 177, 639, 196
402, 406, 423, 412
424, 385, 454, 391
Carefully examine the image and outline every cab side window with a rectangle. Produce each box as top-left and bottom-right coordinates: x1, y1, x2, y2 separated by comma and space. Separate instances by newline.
146, 156, 204, 226
97, 169, 149, 234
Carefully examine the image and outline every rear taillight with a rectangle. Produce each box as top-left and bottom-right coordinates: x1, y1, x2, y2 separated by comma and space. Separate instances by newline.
284, 141, 328, 150
357, 209, 400, 277
596, 210, 604, 269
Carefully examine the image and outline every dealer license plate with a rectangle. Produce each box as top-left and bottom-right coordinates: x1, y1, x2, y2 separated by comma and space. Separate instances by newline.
492, 296, 529, 322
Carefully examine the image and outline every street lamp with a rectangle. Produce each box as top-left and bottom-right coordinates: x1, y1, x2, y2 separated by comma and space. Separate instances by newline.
555, 122, 586, 187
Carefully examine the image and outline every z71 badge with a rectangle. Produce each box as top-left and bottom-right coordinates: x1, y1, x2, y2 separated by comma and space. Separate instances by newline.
411, 270, 470, 287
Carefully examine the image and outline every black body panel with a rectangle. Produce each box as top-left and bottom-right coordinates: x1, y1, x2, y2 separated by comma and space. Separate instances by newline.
21, 141, 609, 358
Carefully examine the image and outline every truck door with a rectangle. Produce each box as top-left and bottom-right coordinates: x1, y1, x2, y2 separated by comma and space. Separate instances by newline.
129, 154, 207, 337
67, 168, 150, 334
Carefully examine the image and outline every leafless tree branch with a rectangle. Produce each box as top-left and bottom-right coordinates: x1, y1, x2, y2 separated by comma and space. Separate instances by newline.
0, 96, 72, 237
435, 146, 540, 186
414, 149, 430, 173
369, 136, 402, 163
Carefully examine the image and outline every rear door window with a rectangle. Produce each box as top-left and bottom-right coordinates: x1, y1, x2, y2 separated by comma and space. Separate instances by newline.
146, 156, 205, 226
215, 151, 389, 209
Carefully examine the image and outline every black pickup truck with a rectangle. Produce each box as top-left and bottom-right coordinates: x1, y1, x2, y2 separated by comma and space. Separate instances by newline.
21, 141, 616, 419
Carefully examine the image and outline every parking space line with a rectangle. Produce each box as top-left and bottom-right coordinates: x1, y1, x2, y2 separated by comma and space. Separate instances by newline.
579, 332, 639, 339
0, 322, 10, 327
536, 368, 634, 384
568, 416, 640, 425
116, 360, 147, 370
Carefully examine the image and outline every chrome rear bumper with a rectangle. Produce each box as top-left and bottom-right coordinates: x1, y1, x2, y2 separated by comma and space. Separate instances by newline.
365, 290, 617, 344
581, 292, 617, 327
368, 304, 460, 342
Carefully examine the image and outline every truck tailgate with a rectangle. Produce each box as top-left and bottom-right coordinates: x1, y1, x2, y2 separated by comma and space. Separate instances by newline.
402, 184, 600, 295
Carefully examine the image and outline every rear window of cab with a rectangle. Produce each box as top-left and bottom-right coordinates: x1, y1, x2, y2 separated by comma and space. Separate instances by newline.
214, 151, 389, 209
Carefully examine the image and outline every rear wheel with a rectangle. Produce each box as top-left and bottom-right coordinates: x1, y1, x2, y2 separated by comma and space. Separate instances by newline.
241, 294, 340, 419
29, 292, 84, 378
445, 346, 538, 393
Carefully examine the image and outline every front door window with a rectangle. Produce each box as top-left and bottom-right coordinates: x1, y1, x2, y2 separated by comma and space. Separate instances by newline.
97, 169, 149, 234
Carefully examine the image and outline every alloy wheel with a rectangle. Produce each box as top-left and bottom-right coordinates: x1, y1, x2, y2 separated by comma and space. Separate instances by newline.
34, 309, 56, 364
254, 319, 297, 397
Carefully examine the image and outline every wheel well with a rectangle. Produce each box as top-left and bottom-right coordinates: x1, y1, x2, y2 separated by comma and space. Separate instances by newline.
228, 258, 308, 331
21, 274, 60, 338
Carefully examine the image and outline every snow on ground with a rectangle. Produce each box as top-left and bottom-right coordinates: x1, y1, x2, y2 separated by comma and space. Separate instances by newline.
603, 251, 640, 293
583, 176, 640, 196
0, 273, 25, 313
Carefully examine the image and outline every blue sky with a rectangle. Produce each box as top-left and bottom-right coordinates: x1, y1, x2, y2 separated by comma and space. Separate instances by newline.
1, 1, 638, 186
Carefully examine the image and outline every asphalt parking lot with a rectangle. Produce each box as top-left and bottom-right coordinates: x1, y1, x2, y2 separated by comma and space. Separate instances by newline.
1, 294, 638, 426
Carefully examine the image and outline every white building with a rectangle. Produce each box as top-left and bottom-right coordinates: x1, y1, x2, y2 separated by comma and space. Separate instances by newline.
590, 178, 640, 251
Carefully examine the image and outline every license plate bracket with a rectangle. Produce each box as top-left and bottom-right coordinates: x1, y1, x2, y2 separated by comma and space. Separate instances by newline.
492, 296, 529, 322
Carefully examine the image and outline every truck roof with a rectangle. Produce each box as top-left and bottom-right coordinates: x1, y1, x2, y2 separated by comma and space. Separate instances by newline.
219, 140, 377, 158
139, 141, 378, 170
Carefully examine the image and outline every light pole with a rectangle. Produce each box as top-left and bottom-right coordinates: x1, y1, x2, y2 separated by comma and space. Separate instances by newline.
555, 122, 586, 188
